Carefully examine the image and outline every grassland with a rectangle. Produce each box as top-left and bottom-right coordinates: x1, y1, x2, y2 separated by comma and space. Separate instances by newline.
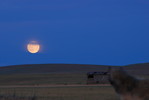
0, 63, 148, 100
0, 73, 148, 86
0, 73, 120, 100
0, 73, 87, 85
0, 86, 119, 100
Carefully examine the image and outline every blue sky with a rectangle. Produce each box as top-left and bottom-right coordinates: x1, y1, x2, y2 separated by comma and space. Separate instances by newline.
0, 0, 149, 66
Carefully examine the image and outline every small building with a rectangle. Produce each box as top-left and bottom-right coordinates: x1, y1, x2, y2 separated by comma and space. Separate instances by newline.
87, 71, 109, 84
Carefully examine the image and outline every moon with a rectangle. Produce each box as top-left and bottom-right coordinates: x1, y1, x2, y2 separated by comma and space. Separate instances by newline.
27, 41, 40, 53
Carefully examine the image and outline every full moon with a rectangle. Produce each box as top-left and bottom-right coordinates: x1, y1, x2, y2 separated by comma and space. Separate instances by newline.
27, 41, 40, 53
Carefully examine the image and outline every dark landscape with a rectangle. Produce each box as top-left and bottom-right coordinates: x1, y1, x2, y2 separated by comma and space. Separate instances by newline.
1, 63, 149, 75
0, 63, 148, 100
0, 63, 148, 85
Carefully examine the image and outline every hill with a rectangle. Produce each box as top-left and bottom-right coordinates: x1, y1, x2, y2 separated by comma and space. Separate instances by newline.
0, 64, 111, 74
0, 63, 148, 85
0, 63, 148, 75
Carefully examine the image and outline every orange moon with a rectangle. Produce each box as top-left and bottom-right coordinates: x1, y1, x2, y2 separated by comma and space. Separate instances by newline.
27, 41, 40, 53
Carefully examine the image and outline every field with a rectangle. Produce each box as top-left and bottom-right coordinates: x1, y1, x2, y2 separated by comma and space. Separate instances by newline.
0, 73, 87, 85
0, 63, 148, 100
0, 86, 119, 100
0, 73, 147, 85
0, 73, 120, 100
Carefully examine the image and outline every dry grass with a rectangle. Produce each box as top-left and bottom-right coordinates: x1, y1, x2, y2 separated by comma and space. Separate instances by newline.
0, 73, 86, 85
0, 86, 119, 100
0, 73, 119, 100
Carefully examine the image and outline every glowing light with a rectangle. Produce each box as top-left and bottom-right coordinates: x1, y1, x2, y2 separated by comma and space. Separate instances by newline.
27, 41, 40, 53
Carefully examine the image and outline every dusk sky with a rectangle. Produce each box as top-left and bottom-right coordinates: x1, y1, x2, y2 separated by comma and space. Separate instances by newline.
0, 0, 149, 66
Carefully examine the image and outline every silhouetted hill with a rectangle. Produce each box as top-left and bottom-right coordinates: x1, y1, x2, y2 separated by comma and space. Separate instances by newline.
125, 63, 149, 75
0, 63, 148, 75
0, 63, 148, 85
0, 64, 110, 74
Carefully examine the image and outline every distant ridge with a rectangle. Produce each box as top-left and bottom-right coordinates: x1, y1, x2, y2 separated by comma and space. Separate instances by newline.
0, 64, 110, 74
0, 63, 148, 75
125, 63, 149, 75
